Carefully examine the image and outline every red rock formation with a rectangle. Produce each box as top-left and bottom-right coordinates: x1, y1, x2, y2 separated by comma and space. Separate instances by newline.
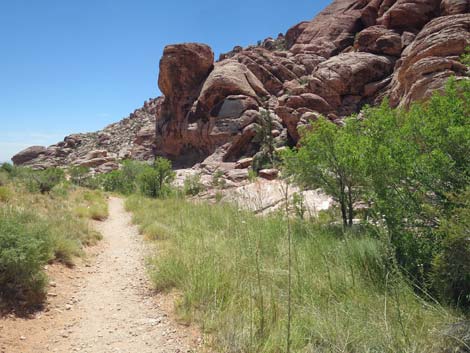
153, 0, 469, 166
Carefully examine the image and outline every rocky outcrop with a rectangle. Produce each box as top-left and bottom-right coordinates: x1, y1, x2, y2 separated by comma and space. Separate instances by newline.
13, 98, 161, 170
11, 146, 47, 165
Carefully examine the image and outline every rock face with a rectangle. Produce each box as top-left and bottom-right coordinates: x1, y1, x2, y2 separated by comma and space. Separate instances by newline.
155, 0, 469, 167
13, 98, 161, 170
14, 0, 470, 172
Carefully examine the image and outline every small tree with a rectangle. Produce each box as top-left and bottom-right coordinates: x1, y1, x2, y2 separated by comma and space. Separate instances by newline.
283, 117, 365, 227
138, 158, 175, 198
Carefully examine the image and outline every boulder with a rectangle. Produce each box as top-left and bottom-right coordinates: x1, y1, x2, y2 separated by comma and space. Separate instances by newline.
354, 25, 402, 56
376, 0, 441, 32
309, 52, 395, 110
288, 0, 365, 57
235, 157, 253, 169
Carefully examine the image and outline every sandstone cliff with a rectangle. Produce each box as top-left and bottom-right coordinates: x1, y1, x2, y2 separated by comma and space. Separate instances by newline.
155, 0, 470, 167
13, 0, 470, 170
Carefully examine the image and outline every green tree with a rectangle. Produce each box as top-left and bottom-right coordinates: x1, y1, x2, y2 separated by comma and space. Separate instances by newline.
283, 117, 366, 227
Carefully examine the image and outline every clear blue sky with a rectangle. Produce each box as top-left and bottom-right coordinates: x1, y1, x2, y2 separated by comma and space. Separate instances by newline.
0, 0, 329, 162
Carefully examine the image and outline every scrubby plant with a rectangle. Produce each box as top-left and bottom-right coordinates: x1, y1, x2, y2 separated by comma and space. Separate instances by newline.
0, 172, 8, 187
248, 169, 257, 182
0, 162, 14, 174
0, 186, 12, 202
252, 110, 277, 172
283, 116, 365, 227
211, 170, 226, 188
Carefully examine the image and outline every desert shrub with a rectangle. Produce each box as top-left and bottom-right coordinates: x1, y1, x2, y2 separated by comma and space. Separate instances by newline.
183, 173, 204, 196
283, 116, 365, 227
100, 160, 148, 194
247, 168, 257, 182
0, 172, 8, 186
74, 190, 109, 221
0, 163, 13, 174
100, 170, 128, 193
252, 110, 279, 172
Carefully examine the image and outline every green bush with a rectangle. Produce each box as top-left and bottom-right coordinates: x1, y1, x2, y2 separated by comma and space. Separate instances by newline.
211, 170, 226, 188
0, 172, 8, 187
101, 170, 129, 193
100, 160, 148, 194
0, 186, 13, 203
0, 162, 14, 174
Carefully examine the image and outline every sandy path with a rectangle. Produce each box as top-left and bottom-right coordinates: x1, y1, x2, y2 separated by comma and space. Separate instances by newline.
0, 197, 199, 353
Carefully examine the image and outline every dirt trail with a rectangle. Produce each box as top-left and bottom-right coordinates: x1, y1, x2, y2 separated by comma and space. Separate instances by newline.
0, 197, 199, 353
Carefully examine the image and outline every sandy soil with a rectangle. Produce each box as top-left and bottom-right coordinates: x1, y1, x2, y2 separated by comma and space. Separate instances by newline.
0, 197, 201, 353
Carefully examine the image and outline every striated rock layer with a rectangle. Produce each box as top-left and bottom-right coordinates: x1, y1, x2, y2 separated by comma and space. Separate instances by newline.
13, 0, 470, 170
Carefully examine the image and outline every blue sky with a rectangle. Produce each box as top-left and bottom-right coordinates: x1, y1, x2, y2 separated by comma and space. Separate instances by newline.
0, 0, 329, 162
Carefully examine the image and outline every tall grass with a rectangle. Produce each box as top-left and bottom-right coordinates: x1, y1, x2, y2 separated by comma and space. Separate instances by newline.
126, 195, 461, 353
